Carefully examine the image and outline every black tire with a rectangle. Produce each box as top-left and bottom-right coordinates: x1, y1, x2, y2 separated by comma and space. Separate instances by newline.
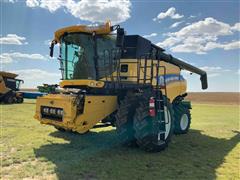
133, 94, 174, 152
5, 96, 14, 104
115, 92, 139, 146
173, 103, 191, 134
54, 126, 90, 134
17, 97, 24, 103
54, 126, 66, 132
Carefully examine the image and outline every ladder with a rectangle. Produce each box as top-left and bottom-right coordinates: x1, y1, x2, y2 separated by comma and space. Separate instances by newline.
155, 58, 169, 141
137, 55, 153, 85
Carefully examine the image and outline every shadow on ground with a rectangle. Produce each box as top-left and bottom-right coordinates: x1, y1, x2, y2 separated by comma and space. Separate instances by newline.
34, 129, 239, 180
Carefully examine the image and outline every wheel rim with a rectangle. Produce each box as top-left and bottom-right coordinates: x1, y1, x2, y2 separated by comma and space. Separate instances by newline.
180, 114, 189, 130
164, 107, 171, 140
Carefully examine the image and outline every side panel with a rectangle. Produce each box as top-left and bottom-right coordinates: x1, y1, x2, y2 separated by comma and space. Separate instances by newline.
118, 59, 187, 102
34, 94, 118, 133
74, 95, 117, 133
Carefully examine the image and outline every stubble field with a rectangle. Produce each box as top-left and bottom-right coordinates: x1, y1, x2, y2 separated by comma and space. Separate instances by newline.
1, 92, 239, 179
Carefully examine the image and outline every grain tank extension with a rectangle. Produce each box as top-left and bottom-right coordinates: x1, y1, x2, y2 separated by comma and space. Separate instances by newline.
34, 22, 208, 152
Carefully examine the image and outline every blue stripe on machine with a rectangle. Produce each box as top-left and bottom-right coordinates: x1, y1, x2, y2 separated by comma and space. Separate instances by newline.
157, 74, 185, 86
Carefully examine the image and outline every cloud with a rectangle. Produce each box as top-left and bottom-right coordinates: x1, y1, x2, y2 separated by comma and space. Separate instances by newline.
170, 40, 240, 54
204, 41, 240, 51
171, 17, 233, 37
0, 52, 47, 64
0, 34, 28, 45
237, 69, 240, 74
12, 69, 60, 88
188, 15, 196, 19
231, 22, 240, 31
153, 7, 184, 21
157, 17, 240, 54
143, 33, 157, 38
170, 43, 206, 54
200, 66, 230, 77
182, 66, 230, 78
26, 0, 39, 7
26, 0, 131, 24
4, 0, 17, 3
157, 36, 181, 48
44, 39, 51, 46
170, 21, 184, 29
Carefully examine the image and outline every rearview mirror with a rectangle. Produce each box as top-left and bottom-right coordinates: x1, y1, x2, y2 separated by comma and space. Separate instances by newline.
116, 28, 125, 48
49, 41, 55, 57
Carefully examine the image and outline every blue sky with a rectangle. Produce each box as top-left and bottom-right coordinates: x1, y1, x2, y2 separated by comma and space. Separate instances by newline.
1, 0, 239, 92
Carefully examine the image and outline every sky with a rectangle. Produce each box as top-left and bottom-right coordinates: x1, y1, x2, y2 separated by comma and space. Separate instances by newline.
0, 0, 239, 92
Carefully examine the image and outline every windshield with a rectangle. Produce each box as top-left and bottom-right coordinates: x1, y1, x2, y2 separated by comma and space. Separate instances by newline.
15, 79, 22, 90
59, 33, 119, 80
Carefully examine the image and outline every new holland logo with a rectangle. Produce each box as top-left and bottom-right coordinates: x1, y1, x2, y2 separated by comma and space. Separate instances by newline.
157, 74, 185, 86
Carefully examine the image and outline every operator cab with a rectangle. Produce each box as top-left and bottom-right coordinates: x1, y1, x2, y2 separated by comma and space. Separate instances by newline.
0, 72, 23, 92
49, 22, 121, 88
49, 22, 207, 90
49, 22, 166, 89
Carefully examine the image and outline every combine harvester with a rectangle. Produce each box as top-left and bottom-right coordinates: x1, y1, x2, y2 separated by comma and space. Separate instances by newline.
34, 22, 208, 152
0, 71, 24, 104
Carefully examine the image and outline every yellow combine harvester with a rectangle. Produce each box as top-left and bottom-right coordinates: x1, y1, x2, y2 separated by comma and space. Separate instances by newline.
35, 22, 208, 152
0, 71, 24, 104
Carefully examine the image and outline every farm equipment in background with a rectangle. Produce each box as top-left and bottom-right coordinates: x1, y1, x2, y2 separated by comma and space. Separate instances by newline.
37, 84, 59, 94
0, 71, 24, 104
34, 22, 208, 152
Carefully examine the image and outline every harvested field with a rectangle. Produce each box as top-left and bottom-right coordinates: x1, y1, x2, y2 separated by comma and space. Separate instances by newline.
187, 92, 240, 105
1, 93, 239, 179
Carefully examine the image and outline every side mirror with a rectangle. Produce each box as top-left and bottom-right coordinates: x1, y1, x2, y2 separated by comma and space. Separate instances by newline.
116, 28, 125, 48
49, 41, 55, 57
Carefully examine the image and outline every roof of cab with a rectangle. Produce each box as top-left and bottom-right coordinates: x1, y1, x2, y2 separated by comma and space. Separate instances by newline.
0, 71, 18, 78
54, 21, 112, 43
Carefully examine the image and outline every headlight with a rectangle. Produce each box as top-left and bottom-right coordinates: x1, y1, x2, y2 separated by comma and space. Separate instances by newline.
50, 108, 56, 114
57, 109, 63, 116
43, 107, 49, 114
41, 106, 64, 121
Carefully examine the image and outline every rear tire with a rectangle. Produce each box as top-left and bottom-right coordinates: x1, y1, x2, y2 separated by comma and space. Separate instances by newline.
17, 97, 24, 103
173, 103, 191, 134
115, 92, 139, 146
133, 94, 174, 152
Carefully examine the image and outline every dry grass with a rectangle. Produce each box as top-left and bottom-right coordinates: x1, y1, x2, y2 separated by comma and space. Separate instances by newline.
0, 94, 239, 179
187, 92, 240, 105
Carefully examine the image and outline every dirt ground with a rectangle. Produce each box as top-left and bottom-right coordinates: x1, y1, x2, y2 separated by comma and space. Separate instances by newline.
186, 92, 240, 105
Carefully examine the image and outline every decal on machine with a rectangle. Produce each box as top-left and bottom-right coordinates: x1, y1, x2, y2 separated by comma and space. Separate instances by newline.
157, 74, 185, 86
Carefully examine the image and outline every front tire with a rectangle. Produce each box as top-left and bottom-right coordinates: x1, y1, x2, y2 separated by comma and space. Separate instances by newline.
173, 103, 191, 134
133, 94, 174, 152
5, 96, 14, 104
54, 126, 66, 132
115, 92, 139, 146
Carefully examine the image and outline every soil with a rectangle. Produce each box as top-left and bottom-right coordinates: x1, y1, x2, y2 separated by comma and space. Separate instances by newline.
186, 92, 240, 105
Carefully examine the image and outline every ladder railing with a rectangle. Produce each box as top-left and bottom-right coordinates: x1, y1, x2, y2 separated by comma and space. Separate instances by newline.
137, 55, 153, 85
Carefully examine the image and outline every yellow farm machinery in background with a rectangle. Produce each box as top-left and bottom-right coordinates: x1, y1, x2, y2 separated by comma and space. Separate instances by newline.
0, 71, 24, 104
34, 22, 208, 152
